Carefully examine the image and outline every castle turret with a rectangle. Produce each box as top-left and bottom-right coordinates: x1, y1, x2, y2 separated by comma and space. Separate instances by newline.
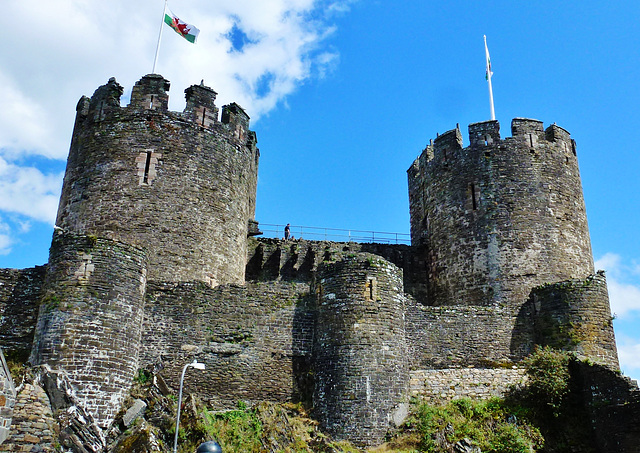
529, 272, 618, 368
55, 75, 259, 286
408, 118, 593, 311
314, 254, 408, 447
29, 230, 148, 428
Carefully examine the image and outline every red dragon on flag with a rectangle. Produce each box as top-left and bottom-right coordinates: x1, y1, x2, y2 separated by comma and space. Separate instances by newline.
164, 9, 200, 43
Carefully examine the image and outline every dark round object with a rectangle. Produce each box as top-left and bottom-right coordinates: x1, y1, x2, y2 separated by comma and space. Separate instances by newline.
196, 440, 222, 453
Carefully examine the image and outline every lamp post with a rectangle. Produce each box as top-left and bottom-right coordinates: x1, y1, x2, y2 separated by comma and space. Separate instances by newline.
173, 359, 206, 453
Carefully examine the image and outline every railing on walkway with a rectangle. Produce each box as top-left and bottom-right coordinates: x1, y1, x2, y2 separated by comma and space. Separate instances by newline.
258, 223, 411, 245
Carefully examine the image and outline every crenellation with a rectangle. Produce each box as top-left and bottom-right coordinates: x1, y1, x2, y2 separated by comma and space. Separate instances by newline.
128, 74, 170, 112
88, 77, 123, 122
184, 81, 219, 128
432, 127, 463, 161
511, 117, 544, 136
221, 102, 251, 143
468, 119, 500, 147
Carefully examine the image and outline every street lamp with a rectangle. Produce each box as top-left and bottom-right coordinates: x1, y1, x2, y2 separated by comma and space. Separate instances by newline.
173, 359, 206, 453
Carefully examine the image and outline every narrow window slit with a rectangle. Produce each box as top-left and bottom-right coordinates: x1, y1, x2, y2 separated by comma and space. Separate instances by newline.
529, 134, 534, 147
470, 183, 478, 210
143, 151, 152, 184
202, 108, 207, 126
150, 95, 155, 109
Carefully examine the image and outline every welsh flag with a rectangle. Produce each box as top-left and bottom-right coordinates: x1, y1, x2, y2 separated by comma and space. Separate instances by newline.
164, 8, 200, 43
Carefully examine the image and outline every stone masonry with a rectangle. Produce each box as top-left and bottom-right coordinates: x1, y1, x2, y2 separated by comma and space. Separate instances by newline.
0, 74, 634, 451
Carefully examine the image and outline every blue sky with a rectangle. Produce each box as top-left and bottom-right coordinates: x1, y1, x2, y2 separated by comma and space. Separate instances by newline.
1, 1, 638, 382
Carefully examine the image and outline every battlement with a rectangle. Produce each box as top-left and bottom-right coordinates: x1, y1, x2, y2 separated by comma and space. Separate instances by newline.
129, 73, 170, 111
410, 118, 577, 173
76, 75, 255, 143
221, 102, 251, 143
184, 81, 219, 128
468, 119, 500, 147
85, 77, 124, 121
433, 126, 463, 160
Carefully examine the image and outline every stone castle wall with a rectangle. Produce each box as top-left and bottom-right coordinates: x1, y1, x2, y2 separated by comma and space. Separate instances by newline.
314, 255, 409, 447
408, 119, 594, 310
405, 298, 535, 368
0, 380, 56, 452
0, 267, 45, 362
409, 367, 526, 403
141, 280, 315, 410
55, 75, 259, 287
246, 237, 426, 295
0, 350, 15, 445
528, 272, 618, 369
29, 231, 148, 428
572, 361, 640, 453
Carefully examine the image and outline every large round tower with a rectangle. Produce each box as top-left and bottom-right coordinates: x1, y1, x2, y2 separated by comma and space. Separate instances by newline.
55, 75, 259, 286
407, 118, 594, 309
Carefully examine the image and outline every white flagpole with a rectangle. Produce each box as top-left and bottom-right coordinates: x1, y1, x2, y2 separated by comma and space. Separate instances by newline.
484, 35, 496, 121
152, 0, 168, 74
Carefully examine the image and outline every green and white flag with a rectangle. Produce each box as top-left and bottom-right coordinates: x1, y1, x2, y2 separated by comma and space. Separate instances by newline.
484, 37, 493, 80
164, 8, 200, 43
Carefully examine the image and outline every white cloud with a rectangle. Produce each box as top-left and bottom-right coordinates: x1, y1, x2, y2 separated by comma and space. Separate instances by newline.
614, 333, 640, 383
618, 342, 640, 373
0, 71, 59, 159
595, 253, 640, 318
0, 157, 63, 225
0, 221, 12, 255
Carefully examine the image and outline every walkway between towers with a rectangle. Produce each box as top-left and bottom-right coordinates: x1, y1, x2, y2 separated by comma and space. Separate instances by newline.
259, 223, 410, 244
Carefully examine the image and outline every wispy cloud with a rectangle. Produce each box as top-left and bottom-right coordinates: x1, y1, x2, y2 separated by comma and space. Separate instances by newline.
615, 332, 640, 383
0, 157, 62, 224
0, 221, 12, 255
595, 253, 640, 318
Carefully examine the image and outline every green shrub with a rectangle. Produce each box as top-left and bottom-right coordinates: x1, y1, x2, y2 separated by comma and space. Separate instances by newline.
201, 402, 263, 452
410, 397, 543, 452
521, 346, 571, 415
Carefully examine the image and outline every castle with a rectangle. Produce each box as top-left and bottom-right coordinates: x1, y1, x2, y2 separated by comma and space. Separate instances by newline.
0, 74, 638, 452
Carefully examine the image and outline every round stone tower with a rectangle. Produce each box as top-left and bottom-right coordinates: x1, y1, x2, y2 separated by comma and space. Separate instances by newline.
29, 230, 147, 427
314, 254, 408, 447
55, 74, 259, 286
407, 118, 594, 310
529, 272, 619, 369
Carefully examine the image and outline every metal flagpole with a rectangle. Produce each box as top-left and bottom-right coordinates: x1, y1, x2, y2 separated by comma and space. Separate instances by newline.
152, 0, 168, 74
484, 35, 496, 121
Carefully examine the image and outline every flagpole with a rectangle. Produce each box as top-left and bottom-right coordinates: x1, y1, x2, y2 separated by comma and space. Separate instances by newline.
152, 0, 168, 74
484, 35, 496, 121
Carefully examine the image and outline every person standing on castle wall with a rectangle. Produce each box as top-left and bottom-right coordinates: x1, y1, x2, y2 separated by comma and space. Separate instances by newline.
284, 223, 291, 240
